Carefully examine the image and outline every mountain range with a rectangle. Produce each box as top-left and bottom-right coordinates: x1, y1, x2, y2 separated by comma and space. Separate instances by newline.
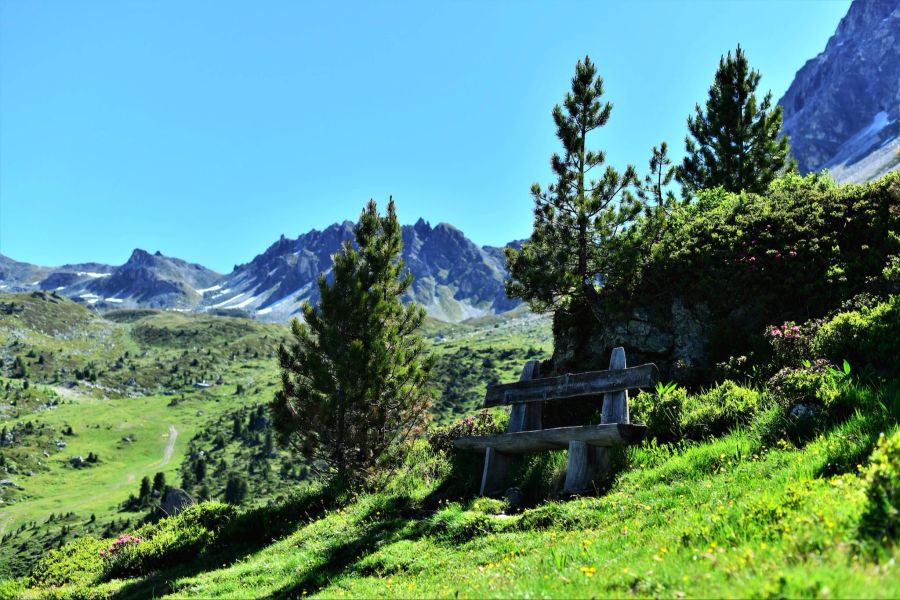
0, 220, 519, 323
779, 0, 899, 182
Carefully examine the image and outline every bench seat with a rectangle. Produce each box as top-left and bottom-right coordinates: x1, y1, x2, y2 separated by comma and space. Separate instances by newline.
454, 423, 647, 454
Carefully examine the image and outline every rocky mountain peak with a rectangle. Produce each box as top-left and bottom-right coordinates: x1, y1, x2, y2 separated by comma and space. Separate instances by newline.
779, 0, 899, 182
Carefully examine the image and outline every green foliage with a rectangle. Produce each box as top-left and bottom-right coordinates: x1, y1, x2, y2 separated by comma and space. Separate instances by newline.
426, 410, 504, 454
813, 296, 900, 376
767, 362, 841, 408
505, 55, 642, 317
28, 534, 108, 588
682, 381, 768, 439
678, 45, 794, 195
633, 381, 767, 442
631, 387, 686, 442
595, 171, 900, 377
272, 199, 433, 483
860, 431, 900, 540
101, 502, 236, 580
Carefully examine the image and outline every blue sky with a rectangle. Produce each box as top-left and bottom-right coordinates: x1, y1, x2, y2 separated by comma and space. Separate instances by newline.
1, 0, 851, 273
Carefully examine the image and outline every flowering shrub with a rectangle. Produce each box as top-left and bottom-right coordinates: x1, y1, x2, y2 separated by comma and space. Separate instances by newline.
99, 533, 142, 558
427, 411, 504, 454
766, 322, 801, 340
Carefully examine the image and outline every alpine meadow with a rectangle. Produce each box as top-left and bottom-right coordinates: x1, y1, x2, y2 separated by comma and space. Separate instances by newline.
1, 1, 899, 598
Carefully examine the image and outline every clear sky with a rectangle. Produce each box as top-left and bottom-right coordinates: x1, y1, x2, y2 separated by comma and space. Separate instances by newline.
0, 0, 851, 273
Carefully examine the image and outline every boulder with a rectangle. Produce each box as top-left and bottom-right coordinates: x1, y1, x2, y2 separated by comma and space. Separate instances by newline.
159, 487, 194, 517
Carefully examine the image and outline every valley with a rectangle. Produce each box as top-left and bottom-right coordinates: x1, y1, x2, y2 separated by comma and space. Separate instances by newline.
0, 291, 552, 578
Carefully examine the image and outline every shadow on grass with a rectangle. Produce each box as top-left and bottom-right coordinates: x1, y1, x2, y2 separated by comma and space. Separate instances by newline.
111, 440, 639, 599
111, 480, 349, 599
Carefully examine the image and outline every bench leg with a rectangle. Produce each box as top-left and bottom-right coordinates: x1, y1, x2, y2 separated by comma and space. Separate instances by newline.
480, 447, 514, 496
563, 441, 610, 495
480, 359, 542, 497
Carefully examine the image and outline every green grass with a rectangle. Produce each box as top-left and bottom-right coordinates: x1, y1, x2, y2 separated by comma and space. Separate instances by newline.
0, 292, 552, 579
15, 379, 900, 598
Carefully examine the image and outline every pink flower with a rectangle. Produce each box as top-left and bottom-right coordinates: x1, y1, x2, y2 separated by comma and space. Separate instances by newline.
749, 257, 757, 263
791, 326, 800, 332
789, 250, 798, 257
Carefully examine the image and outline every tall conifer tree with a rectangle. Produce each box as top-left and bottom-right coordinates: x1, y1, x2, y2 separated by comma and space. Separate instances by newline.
505, 56, 641, 320
678, 45, 794, 195
272, 199, 432, 483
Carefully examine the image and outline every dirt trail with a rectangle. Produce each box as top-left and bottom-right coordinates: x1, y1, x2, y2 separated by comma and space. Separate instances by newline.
160, 424, 177, 467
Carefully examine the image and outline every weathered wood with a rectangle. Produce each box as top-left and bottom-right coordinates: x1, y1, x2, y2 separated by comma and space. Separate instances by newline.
601, 347, 629, 425
483, 363, 658, 407
563, 441, 609, 495
564, 348, 629, 495
479, 360, 541, 496
507, 361, 543, 432
455, 423, 648, 454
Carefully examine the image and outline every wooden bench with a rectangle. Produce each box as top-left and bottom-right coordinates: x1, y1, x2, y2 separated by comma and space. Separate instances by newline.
454, 347, 658, 496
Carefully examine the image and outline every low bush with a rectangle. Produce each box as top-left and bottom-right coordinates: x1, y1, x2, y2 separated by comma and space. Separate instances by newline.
427, 502, 512, 542
859, 430, 900, 540
767, 361, 842, 409
630, 387, 686, 443
681, 381, 769, 439
28, 535, 108, 588
426, 410, 505, 454
814, 296, 900, 376
101, 502, 236, 580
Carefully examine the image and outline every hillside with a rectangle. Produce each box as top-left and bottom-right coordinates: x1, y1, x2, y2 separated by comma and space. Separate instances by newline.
0, 291, 552, 580
779, 0, 900, 182
5, 171, 898, 599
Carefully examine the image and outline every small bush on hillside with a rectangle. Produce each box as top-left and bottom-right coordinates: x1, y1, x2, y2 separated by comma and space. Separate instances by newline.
814, 296, 900, 376
28, 535, 108, 588
767, 361, 841, 409
681, 381, 768, 439
859, 431, 900, 540
630, 387, 686, 443
427, 410, 505, 454
428, 502, 511, 542
101, 502, 236, 580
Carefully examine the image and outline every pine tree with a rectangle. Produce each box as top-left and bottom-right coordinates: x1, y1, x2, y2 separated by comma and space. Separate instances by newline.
505, 56, 642, 321
272, 198, 433, 483
677, 45, 793, 195
224, 474, 248, 505
152, 472, 166, 494
138, 476, 151, 500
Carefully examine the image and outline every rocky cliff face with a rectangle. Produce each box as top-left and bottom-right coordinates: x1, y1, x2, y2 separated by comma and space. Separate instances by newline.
202, 219, 518, 322
779, 0, 900, 182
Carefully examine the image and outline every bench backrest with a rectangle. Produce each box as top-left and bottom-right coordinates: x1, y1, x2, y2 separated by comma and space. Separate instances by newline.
484, 347, 657, 439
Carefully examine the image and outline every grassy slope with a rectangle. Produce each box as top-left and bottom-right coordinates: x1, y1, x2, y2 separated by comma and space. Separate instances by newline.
0, 293, 553, 579
0, 293, 289, 575
18, 383, 900, 598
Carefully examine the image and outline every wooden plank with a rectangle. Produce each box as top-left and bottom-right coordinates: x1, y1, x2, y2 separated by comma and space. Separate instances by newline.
565, 347, 629, 495
479, 360, 541, 496
483, 362, 658, 407
601, 347, 629, 425
507, 361, 542, 432
455, 423, 647, 454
